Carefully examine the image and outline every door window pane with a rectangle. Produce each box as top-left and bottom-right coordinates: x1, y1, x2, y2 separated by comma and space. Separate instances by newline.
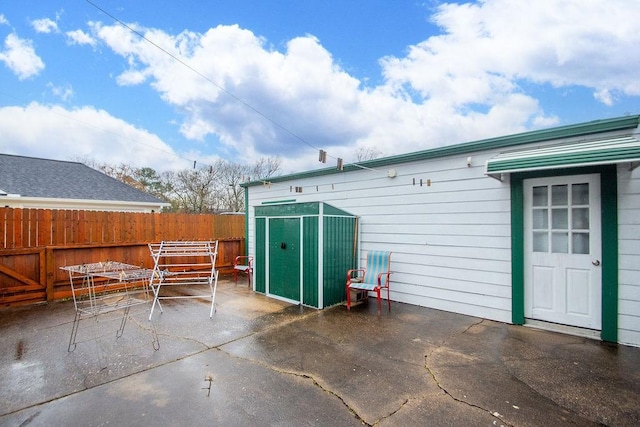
572, 208, 589, 230
533, 209, 548, 229
533, 232, 548, 252
552, 232, 569, 253
533, 186, 548, 207
572, 233, 589, 254
552, 185, 568, 205
572, 183, 589, 205
552, 208, 568, 229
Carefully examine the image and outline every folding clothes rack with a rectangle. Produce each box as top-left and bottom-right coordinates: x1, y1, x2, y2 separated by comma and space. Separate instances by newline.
61, 261, 159, 352
148, 240, 219, 319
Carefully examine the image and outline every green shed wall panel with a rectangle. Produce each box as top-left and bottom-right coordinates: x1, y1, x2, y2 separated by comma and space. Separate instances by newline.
302, 216, 319, 307
323, 216, 357, 307
255, 217, 266, 293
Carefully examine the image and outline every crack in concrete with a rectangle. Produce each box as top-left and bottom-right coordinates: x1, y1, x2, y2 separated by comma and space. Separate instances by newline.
215, 345, 371, 426
421, 319, 514, 427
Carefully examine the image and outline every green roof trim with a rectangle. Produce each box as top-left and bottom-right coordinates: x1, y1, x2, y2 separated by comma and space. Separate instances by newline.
486, 136, 640, 175
244, 115, 640, 187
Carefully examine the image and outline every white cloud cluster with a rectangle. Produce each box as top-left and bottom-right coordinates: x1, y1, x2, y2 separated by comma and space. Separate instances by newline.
0, 103, 190, 171
381, 0, 640, 109
0, 33, 45, 80
66, 29, 96, 47
82, 0, 639, 171
31, 18, 59, 34
47, 82, 74, 101
1, 0, 638, 174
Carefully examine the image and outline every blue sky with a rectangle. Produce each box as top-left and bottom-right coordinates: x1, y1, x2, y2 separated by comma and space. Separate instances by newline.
1, 0, 639, 174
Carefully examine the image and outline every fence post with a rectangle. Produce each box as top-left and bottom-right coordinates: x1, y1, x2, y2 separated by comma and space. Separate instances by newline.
45, 247, 55, 302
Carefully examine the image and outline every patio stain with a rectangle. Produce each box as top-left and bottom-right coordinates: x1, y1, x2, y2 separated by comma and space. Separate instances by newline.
15, 339, 25, 360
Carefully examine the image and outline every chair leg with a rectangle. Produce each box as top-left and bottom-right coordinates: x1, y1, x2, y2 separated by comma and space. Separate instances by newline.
234, 269, 238, 284
376, 288, 381, 313
387, 286, 391, 311
346, 286, 351, 310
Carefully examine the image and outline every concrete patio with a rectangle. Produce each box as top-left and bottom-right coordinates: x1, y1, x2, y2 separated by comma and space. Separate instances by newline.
1, 279, 639, 426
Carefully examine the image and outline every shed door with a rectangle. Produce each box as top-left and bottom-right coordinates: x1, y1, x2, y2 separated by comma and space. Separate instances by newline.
524, 174, 602, 329
268, 218, 301, 302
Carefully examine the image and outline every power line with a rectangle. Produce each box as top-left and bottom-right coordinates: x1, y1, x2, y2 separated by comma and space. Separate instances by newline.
86, 0, 322, 153
85, 1, 383, 175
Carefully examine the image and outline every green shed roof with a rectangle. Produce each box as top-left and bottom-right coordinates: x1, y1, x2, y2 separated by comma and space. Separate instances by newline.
255, 201, 355, 217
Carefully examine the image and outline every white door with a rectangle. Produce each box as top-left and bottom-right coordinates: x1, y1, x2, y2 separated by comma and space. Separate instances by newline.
524, 174, 602, 329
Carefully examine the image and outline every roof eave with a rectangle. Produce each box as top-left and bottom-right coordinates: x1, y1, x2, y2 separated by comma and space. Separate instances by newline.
243, 114, 640, 187
0, 196, 170, 211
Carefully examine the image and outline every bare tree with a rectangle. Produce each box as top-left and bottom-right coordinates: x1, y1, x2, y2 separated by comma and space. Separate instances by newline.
216, 157, 282, 212
78, 156, 282, 213
164, 166, 219, 213
251, 156, 282, 181
78, 158, 142, 189
354, 147, 383, 162
215, 160, 249, 212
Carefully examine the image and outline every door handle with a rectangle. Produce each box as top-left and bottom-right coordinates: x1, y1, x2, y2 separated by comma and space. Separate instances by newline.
592, 259, 600, 266
280, 242, 287, 250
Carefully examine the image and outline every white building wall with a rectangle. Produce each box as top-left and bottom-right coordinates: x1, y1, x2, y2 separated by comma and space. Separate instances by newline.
617, 165, 640, 346
248, 150, 514, 323
249, 130, 640, 345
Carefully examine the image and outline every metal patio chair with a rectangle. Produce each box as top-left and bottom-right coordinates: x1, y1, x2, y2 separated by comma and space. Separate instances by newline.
234, 256, 253, 286
346, 250, 392, 312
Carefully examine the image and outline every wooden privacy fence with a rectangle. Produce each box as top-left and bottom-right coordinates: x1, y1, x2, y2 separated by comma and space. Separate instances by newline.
1, 208, 245, 248
0, 208, 246, 308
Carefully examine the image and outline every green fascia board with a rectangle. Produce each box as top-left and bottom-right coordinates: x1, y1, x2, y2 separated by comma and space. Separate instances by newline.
244, 115, 640, 187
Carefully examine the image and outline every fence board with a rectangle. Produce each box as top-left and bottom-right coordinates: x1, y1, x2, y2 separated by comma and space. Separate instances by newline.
1, 208, 246, 248
0, 208, 246, 308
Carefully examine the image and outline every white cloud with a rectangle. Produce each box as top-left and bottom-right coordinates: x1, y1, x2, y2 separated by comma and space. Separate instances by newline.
0, 103, 191, 171
31, 18, 59, 34
56, 0, 640, 172
381, 0, 640, 107
0, 14, 9, 26
47, 82, 74, 101
0, 33, 45, 80
66, 29, 96, 47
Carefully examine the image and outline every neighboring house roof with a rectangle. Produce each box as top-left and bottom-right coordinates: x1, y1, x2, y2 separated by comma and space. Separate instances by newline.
0, 154, 168, 211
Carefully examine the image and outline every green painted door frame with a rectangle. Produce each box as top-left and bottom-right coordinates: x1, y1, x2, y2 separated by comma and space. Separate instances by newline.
510, 165, 618, 342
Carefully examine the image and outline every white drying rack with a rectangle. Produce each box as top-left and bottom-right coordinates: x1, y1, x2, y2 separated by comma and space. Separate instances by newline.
61, 261, 159, 352
148, 240, 219, 319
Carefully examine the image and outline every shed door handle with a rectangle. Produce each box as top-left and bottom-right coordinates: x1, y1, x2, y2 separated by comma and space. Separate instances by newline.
592, 259, 600, 266
280, 242, 287, 250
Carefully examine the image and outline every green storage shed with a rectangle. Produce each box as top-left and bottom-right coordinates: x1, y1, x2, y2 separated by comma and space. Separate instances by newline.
254, 202, 357, 309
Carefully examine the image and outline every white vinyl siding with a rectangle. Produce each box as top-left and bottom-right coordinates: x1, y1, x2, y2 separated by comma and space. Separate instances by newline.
617, 165, 640, 346
248, 151, 513, 323
247, 123, 640, 347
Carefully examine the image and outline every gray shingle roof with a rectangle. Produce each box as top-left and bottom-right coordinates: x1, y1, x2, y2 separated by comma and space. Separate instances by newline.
0, 154, 164, 204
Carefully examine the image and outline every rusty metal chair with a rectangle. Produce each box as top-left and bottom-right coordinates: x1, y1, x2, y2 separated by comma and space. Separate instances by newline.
346, 250, 392, 312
